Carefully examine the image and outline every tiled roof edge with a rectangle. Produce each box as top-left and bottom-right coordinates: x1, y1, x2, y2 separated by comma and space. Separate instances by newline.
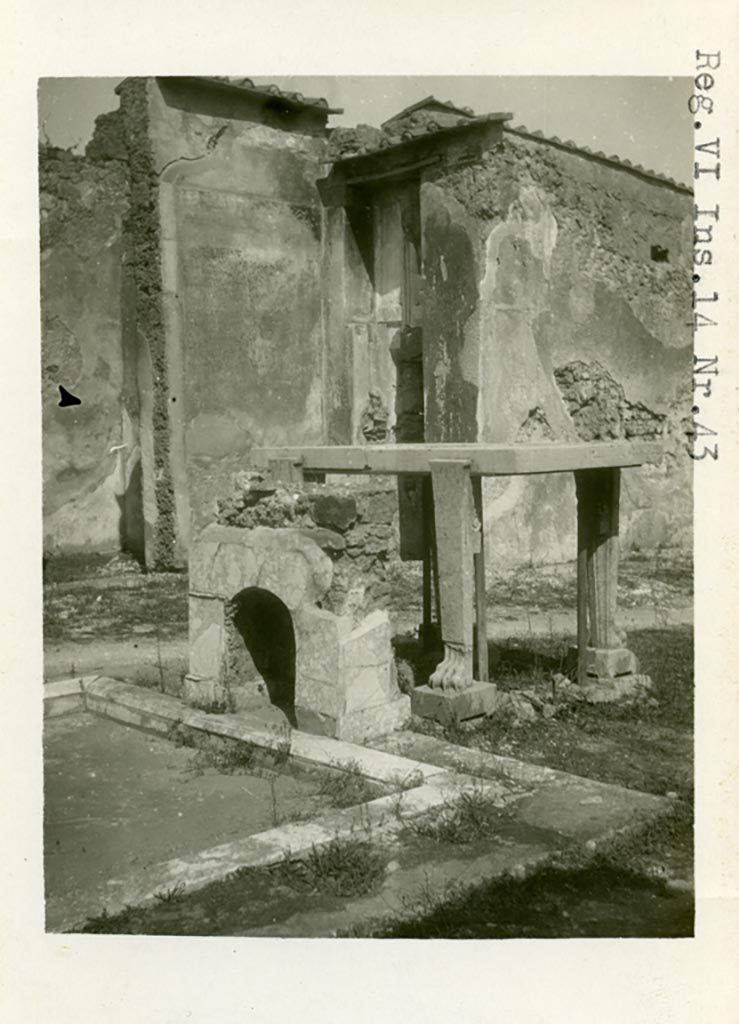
115, 76, 343, 115
332, 111, 513, 164
504, 124, 692, 194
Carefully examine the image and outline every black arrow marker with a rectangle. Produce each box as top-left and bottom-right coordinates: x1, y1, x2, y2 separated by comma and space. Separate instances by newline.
58, 385, 82, 407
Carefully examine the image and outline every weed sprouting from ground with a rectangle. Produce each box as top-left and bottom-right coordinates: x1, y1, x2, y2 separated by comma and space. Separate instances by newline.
167, 720, 196, 748
410, 784, 507, 844
275, 837, 387, 898
184, 739, 258, 777
386, 768, 426, 820
79, 904, 141, 934
153, 882, 186, 904
387, 768, 425, 792
317, 759, 378, 808
190, 696, 236, 715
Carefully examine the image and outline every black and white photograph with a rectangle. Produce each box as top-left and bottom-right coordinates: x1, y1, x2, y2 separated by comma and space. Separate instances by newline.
39, 73, 696, 938
1, 3, 737, 1021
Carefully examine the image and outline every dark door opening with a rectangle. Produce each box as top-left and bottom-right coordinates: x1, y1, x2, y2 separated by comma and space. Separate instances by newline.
228, 587, 296, 724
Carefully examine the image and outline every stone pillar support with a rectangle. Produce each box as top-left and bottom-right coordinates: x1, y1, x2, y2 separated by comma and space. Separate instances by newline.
411, 460, 497, 723
428, 460, 477, 691
574, 467, 642, 689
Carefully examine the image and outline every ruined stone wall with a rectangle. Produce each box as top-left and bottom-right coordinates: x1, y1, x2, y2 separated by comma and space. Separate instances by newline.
142, 79, 328, 554
40, 139, 142, 557
420, 132, 693, 565
216, 473, 401, 623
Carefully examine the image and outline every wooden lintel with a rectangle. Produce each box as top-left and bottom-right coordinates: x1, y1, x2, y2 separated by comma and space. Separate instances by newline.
346, 155, 441, 186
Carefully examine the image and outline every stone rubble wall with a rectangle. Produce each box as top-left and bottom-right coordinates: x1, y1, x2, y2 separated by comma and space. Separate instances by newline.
216, 473, 405, 624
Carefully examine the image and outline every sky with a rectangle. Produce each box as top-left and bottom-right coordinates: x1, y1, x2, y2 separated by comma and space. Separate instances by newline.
37, 75, 693, 184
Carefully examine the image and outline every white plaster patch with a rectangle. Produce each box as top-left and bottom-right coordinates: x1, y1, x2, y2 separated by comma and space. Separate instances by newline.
44, 460, 121, 551
515, 184, 558, 277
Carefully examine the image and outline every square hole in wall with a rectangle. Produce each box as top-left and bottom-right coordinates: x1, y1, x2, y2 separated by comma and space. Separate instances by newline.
650, 244, 670, 263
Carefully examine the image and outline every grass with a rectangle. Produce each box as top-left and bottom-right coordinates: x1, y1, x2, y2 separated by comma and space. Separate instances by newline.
153, 883, 186, 904
410, 784, 507, 844
350, 860, 692, 939
43, 553, 691, 647
75, 801, 693, 937
78, 835, 389, 934
316, 759, 380, 808
411, 626, 694, 800
43, 571, 188, 643
183, 742, 258, 778
345, 802, 693, 939
189, 696, 236, 715
387, 552, 692, 619
274, 837, 387, 898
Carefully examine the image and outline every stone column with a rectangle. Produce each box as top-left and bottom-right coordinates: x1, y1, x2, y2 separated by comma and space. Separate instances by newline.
410, 460, 497, 723
574, 468, 643, 690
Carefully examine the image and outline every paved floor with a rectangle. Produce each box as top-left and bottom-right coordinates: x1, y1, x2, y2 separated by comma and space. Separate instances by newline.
44, 694, 672, 935
44, 712, 320, 931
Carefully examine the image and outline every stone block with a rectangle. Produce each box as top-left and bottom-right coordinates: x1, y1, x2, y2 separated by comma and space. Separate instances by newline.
306, 492, 357, 532
44, 694, 84, 718
253, 529, 333, 608
336, 695, 411, 744
189, 594, 224, 640
356, 488, 397, 525
296, 675, 344, 718
211, 544, 260, 601
183, 674, 225, 706
294, 607, 351, 688
579, 673, 653, 704
568, 645, 639, 678
297, 527, 345, 554
294, 705, 338, 738
228, 679, 269, 712
411, 681, 498, 726
342, 609, 392, 666
190, 525, 333, 607
343, 663, 396, 714
345, 523, 394, 555
189, 622, 226, 679
189, 539, 222, 593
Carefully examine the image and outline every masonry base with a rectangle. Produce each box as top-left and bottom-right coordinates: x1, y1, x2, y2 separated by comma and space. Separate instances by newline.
296, 694, 411, 745
568, 645, 640, 678
411, 680, 498, 725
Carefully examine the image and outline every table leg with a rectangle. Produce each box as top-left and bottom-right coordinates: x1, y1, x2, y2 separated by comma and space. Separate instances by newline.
428, 460, 477, 691
472, 476, 489, 683
575, 467, 639, 683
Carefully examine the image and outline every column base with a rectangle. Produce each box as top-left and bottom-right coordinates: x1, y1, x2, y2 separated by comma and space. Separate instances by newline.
411, 680, 498, 726
577, 673, 653, 704
568, 646, 639, 679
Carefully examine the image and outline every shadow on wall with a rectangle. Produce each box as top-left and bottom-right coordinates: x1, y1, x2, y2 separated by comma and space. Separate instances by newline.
116, 458, 146, 565
230, 587, 297, 725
